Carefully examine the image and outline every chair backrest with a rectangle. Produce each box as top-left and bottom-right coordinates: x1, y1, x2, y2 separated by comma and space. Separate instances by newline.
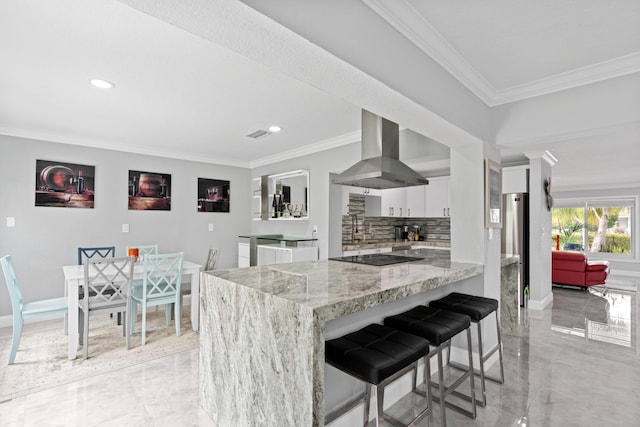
142, 252, 184, 301
204, 248, 220, 271
127, 245, 158, 259
1, 255, 23, 316
77, 246, 116, 265
83, 256, 134, 311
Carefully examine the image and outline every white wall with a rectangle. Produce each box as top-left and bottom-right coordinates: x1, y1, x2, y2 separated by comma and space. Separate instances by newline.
0, 135, 251, 317
527, 156, 554, 310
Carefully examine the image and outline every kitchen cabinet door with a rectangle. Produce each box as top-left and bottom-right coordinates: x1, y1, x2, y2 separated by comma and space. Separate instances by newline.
238, 243, 250, 268
257, 245, 277, 266
424, 177, 450, 217
406, 186, 426, 217
381, 188, 407, 217
257, 245, 318, 266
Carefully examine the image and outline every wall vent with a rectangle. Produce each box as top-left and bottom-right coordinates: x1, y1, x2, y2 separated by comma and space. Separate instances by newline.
246, 129, 270, 139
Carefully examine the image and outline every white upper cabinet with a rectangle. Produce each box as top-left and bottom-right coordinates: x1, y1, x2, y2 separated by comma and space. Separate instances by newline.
381, 187, 407, 217
424, 176, 450, 217
502, 166, 529, 194
380, 186, 428, 217
405, 186, 426, 217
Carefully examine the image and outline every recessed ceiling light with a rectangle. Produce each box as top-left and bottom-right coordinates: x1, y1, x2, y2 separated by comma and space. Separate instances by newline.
90, 79, 115, 89
268, 125, 282, 133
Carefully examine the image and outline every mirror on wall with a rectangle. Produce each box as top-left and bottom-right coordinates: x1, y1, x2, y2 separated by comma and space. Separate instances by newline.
253, 170, 309, 220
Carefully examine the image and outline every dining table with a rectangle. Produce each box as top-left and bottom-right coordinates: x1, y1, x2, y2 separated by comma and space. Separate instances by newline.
62, 259, 202, 360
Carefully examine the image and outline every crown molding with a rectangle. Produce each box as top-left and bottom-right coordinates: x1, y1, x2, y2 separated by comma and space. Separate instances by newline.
249, 130, 360, 168
491, 52, 640, 106
362, 0, 496, 105
523, 149, 557, 167
0, 126, 250, 168
363, 0, 640, 107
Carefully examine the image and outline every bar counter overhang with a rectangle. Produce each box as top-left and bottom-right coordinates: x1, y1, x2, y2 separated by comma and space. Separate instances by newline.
199, 249, 484, 426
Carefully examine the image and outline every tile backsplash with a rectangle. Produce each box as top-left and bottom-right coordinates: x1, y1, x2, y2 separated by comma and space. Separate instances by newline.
342, 194, 450, 247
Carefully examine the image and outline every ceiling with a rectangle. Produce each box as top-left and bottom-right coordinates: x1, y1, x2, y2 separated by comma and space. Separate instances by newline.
1, 0, 639, 189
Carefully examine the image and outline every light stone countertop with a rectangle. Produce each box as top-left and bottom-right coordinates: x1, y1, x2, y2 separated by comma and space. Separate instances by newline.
207, 248, 483, 323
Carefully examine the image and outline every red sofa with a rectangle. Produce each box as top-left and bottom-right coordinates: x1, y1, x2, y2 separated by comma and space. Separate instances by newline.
552, 251, 609, 287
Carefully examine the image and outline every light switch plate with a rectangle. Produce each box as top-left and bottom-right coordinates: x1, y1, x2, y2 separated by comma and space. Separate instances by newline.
122, 223, 130, 233
6, 217, 15, 227
208, 224, 214, 232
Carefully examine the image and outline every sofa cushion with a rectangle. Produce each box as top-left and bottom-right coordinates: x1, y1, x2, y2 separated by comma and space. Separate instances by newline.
552, 251, 587, 272
586, 261, 609, 271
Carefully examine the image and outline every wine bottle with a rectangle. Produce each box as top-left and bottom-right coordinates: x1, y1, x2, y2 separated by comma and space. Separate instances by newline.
76, 170, 84, 194
277, 195, 284, 217
160, 178, 167, 197
272, 194, 278, 218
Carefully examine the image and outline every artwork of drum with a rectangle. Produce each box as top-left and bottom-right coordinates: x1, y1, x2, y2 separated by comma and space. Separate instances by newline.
137, 173, 163, 197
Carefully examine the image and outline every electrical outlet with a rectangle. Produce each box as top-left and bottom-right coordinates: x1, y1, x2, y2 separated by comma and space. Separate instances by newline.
313, 225, 318, 233
208, 224, 214, 232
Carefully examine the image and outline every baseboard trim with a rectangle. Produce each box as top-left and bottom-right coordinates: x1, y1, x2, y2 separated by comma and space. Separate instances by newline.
528, 292, 554, 311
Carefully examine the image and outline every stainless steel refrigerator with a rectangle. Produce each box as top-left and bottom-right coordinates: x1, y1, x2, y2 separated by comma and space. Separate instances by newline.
502, 193, 530, 307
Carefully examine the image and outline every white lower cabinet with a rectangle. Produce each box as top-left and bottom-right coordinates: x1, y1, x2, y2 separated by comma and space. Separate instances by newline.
257, 244, 319, 266
238, 243, 250, 267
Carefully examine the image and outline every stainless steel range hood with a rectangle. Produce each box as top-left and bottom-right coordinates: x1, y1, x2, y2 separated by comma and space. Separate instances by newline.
332, 109, 429, 189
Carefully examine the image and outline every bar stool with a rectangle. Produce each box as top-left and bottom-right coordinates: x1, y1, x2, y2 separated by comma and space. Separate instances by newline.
325, 323, 432, 426
384, 306, 476, 427
429, 292, 504, 407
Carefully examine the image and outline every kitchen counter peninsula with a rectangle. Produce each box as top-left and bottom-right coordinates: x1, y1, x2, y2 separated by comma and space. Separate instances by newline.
199, 249, 483, 426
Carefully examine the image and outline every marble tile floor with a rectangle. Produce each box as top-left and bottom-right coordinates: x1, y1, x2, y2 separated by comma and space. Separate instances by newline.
383, 283, 640, 426
2, 282, 639, 426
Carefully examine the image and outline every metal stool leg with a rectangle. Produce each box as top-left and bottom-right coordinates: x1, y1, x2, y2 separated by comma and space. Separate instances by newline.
363, 383, 372, 426
476, 320, 487, 406
429, 328, 477, 426
437, 346, 447, 427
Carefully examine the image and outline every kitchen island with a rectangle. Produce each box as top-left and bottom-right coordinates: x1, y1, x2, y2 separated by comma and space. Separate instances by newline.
199, 248, 483, 426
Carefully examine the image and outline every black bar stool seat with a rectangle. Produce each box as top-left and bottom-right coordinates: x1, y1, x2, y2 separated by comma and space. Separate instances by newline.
384, 306, 471, 346
429, 292, 505, 407
430, 292, 498, 322
385, 306, 476, 427
325, 323, 432, 426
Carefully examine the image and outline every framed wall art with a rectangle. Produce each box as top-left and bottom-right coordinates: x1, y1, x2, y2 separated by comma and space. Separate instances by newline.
485, 159, 502, 228
35, 159, 95, 208
128, 170, 171, 211
197, 178, 230, 212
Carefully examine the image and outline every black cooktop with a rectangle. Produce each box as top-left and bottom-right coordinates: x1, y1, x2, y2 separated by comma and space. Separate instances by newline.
329, 253, 423, 266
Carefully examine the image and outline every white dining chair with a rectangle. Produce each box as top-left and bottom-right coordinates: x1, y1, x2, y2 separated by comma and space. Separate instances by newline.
79, 256, 134, 359
1, 255, 68, 365
129, 252, 184, 346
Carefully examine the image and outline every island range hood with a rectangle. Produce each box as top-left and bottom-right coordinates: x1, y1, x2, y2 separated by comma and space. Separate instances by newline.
332, 109, 429, 189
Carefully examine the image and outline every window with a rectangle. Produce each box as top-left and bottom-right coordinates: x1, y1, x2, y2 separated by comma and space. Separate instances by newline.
552, 197, 635, 258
